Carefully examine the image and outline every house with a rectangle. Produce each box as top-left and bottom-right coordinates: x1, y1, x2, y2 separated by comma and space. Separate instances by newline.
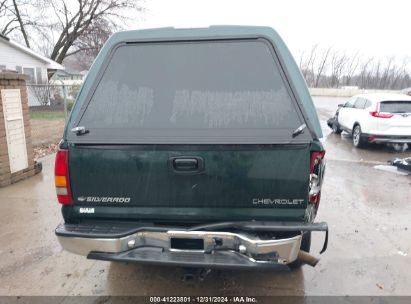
52, 69, 87, 86
0, 33, 64, 106
0, 33, 64, 83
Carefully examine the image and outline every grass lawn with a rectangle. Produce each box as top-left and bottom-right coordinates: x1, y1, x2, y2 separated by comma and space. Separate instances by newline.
30, 111, 66, 120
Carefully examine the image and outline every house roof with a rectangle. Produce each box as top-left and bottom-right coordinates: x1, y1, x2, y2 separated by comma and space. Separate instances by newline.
0, 34, 64, 70
54, 69, 87, 77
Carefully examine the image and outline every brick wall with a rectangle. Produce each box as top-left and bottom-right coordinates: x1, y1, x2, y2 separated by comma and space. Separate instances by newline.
0, 70, 37, 187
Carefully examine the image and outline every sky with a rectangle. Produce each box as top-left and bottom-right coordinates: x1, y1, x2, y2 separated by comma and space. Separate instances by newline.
134, 0, 411, 61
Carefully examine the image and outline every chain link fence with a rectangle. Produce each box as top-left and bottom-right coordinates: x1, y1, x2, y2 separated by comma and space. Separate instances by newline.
27, 84, 80, 147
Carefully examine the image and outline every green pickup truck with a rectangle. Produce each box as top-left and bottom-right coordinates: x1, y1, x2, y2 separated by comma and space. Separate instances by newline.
55, 26, 328, 271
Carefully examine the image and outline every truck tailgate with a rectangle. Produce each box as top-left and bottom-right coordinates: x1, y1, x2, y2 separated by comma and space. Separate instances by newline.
68, 144, 310, 221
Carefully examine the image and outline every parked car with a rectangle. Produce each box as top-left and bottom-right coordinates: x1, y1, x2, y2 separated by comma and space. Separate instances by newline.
400, 88, 411, 96
54, 26, 328, 272
330, 93, 411, 148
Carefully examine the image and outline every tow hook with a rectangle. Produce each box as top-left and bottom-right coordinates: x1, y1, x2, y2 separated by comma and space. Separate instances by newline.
181, 268, 212, 282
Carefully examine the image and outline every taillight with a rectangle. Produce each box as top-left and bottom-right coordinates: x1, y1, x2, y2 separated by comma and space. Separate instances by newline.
370, 103, 393, 118
309, 151, 325, 206
54, 148, 72, 205
309, 192, 321, 205
310, 151, 325, 174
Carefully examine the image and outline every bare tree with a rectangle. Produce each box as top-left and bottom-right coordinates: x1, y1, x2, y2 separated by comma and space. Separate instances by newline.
313, 46, 332, 88
46, 0, 143, 64
380, 57, 395, 89
298, 45, 411, 89
299, 44, 318, 86
0, 0, 11, 29
30, 85, 51, 106
0, 0, 42, 46
358, 57, 373, 88
372, 60, 382, 88
1, 0, 15, 35
330, 51, 348, 88
394, 58, 411, 89
11, 0, 29, 47
389, 65, 402, 89
2, 0, 143, 73
65, 18, 113, 69
343, 52, 360, 86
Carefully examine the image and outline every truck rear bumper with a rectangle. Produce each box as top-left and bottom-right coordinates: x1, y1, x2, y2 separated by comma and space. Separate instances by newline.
87, 247, 291, 270
56, 221, 328, 269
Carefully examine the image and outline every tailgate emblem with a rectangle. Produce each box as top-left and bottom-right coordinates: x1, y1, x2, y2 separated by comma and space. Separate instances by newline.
77, 196, 131, 203
252, 198, 304, 206
79, 208, 94, 214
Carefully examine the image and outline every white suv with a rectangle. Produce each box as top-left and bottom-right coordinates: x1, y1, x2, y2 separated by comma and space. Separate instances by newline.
332, 93, 411, 148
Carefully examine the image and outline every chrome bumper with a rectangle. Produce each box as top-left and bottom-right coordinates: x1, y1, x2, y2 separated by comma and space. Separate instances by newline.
58, 230, 302, 265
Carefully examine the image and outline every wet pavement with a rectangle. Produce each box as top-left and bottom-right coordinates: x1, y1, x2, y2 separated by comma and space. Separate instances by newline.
0, 97, 410, 296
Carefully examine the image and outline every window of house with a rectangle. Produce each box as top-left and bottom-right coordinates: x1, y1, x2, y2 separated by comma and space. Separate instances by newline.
23, 67, 36, 84
35, 67, 42, 84
16, 66, 22, 73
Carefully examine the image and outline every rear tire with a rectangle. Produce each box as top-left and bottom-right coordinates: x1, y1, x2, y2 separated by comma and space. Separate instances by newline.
352, 125, 366, 148
332, 122, 342, 134
289, 231, 311, 269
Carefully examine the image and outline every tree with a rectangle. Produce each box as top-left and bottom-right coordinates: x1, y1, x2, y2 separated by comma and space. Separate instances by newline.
1, 0, 16, 35
343, 52, 360, 86
358, 57, 373, 89
380, 57, 394, 89
0, 0, 39, 46
1, 0, 13, 34
299, 44, 318, 86
30, 85, 51, 106
330, 51, 348, 88
297, 44, 411, 90
1, 0, 143, 68
46, 0, 143, 64
65, 18, 113, 69
11, 0, 29, 47
313, 47, 332, 88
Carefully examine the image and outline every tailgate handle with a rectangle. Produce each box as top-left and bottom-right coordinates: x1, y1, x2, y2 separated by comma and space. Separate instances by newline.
170, 157, 204, 173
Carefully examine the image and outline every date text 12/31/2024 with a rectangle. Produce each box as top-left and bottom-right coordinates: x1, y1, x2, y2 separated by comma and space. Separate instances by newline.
149, 296, 258, 303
